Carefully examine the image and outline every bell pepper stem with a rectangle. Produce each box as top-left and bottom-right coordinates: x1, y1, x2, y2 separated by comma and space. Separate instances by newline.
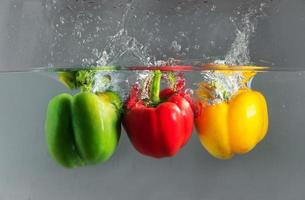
150, 70, 162, 104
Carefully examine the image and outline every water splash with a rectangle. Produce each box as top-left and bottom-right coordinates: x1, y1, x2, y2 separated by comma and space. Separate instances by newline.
214, 2, 268, 66
45, 0, 155, 98
96, 29, 152, 67
199, 2, 268, 104
198, 72, 246, 104
45, 0, 270, 102
224, 7, 264, 65
93, 71, 130, 100
93, 1, 154, 67
134, 70, 153, 101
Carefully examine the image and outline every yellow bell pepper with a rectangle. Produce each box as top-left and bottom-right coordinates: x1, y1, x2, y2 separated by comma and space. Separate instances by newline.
195, 89, 268, 159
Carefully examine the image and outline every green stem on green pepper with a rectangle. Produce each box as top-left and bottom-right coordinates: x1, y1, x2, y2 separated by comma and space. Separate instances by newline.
76, 70, 96, 92
150, 70, 162, 105
58, 68, 116, 92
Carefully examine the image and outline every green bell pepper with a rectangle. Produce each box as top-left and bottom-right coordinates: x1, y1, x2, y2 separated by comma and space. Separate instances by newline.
45, 70, 122, 168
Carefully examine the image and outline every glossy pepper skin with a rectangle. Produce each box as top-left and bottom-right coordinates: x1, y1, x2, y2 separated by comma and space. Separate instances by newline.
123, 71, 194, 158
45, 91, 122, 168
195, 89, 268, 160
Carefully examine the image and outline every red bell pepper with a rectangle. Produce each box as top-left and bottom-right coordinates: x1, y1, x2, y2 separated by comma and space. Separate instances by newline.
123, 70, 194, 158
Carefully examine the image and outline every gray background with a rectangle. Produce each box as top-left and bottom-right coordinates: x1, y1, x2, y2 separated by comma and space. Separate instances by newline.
1, 0, 305, 200
1, 0, 305, 70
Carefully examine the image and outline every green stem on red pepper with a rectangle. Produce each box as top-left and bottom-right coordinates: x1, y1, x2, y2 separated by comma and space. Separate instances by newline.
123, 70, 194, 158
150, 70, 162, 105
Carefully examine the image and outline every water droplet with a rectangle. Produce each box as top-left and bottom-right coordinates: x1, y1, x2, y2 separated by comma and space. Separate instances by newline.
211, 5, 216, 11
59, 16, 65, 24
184, 88, 194, 96
175, 6, 182, 11
171, 41, 182, 52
